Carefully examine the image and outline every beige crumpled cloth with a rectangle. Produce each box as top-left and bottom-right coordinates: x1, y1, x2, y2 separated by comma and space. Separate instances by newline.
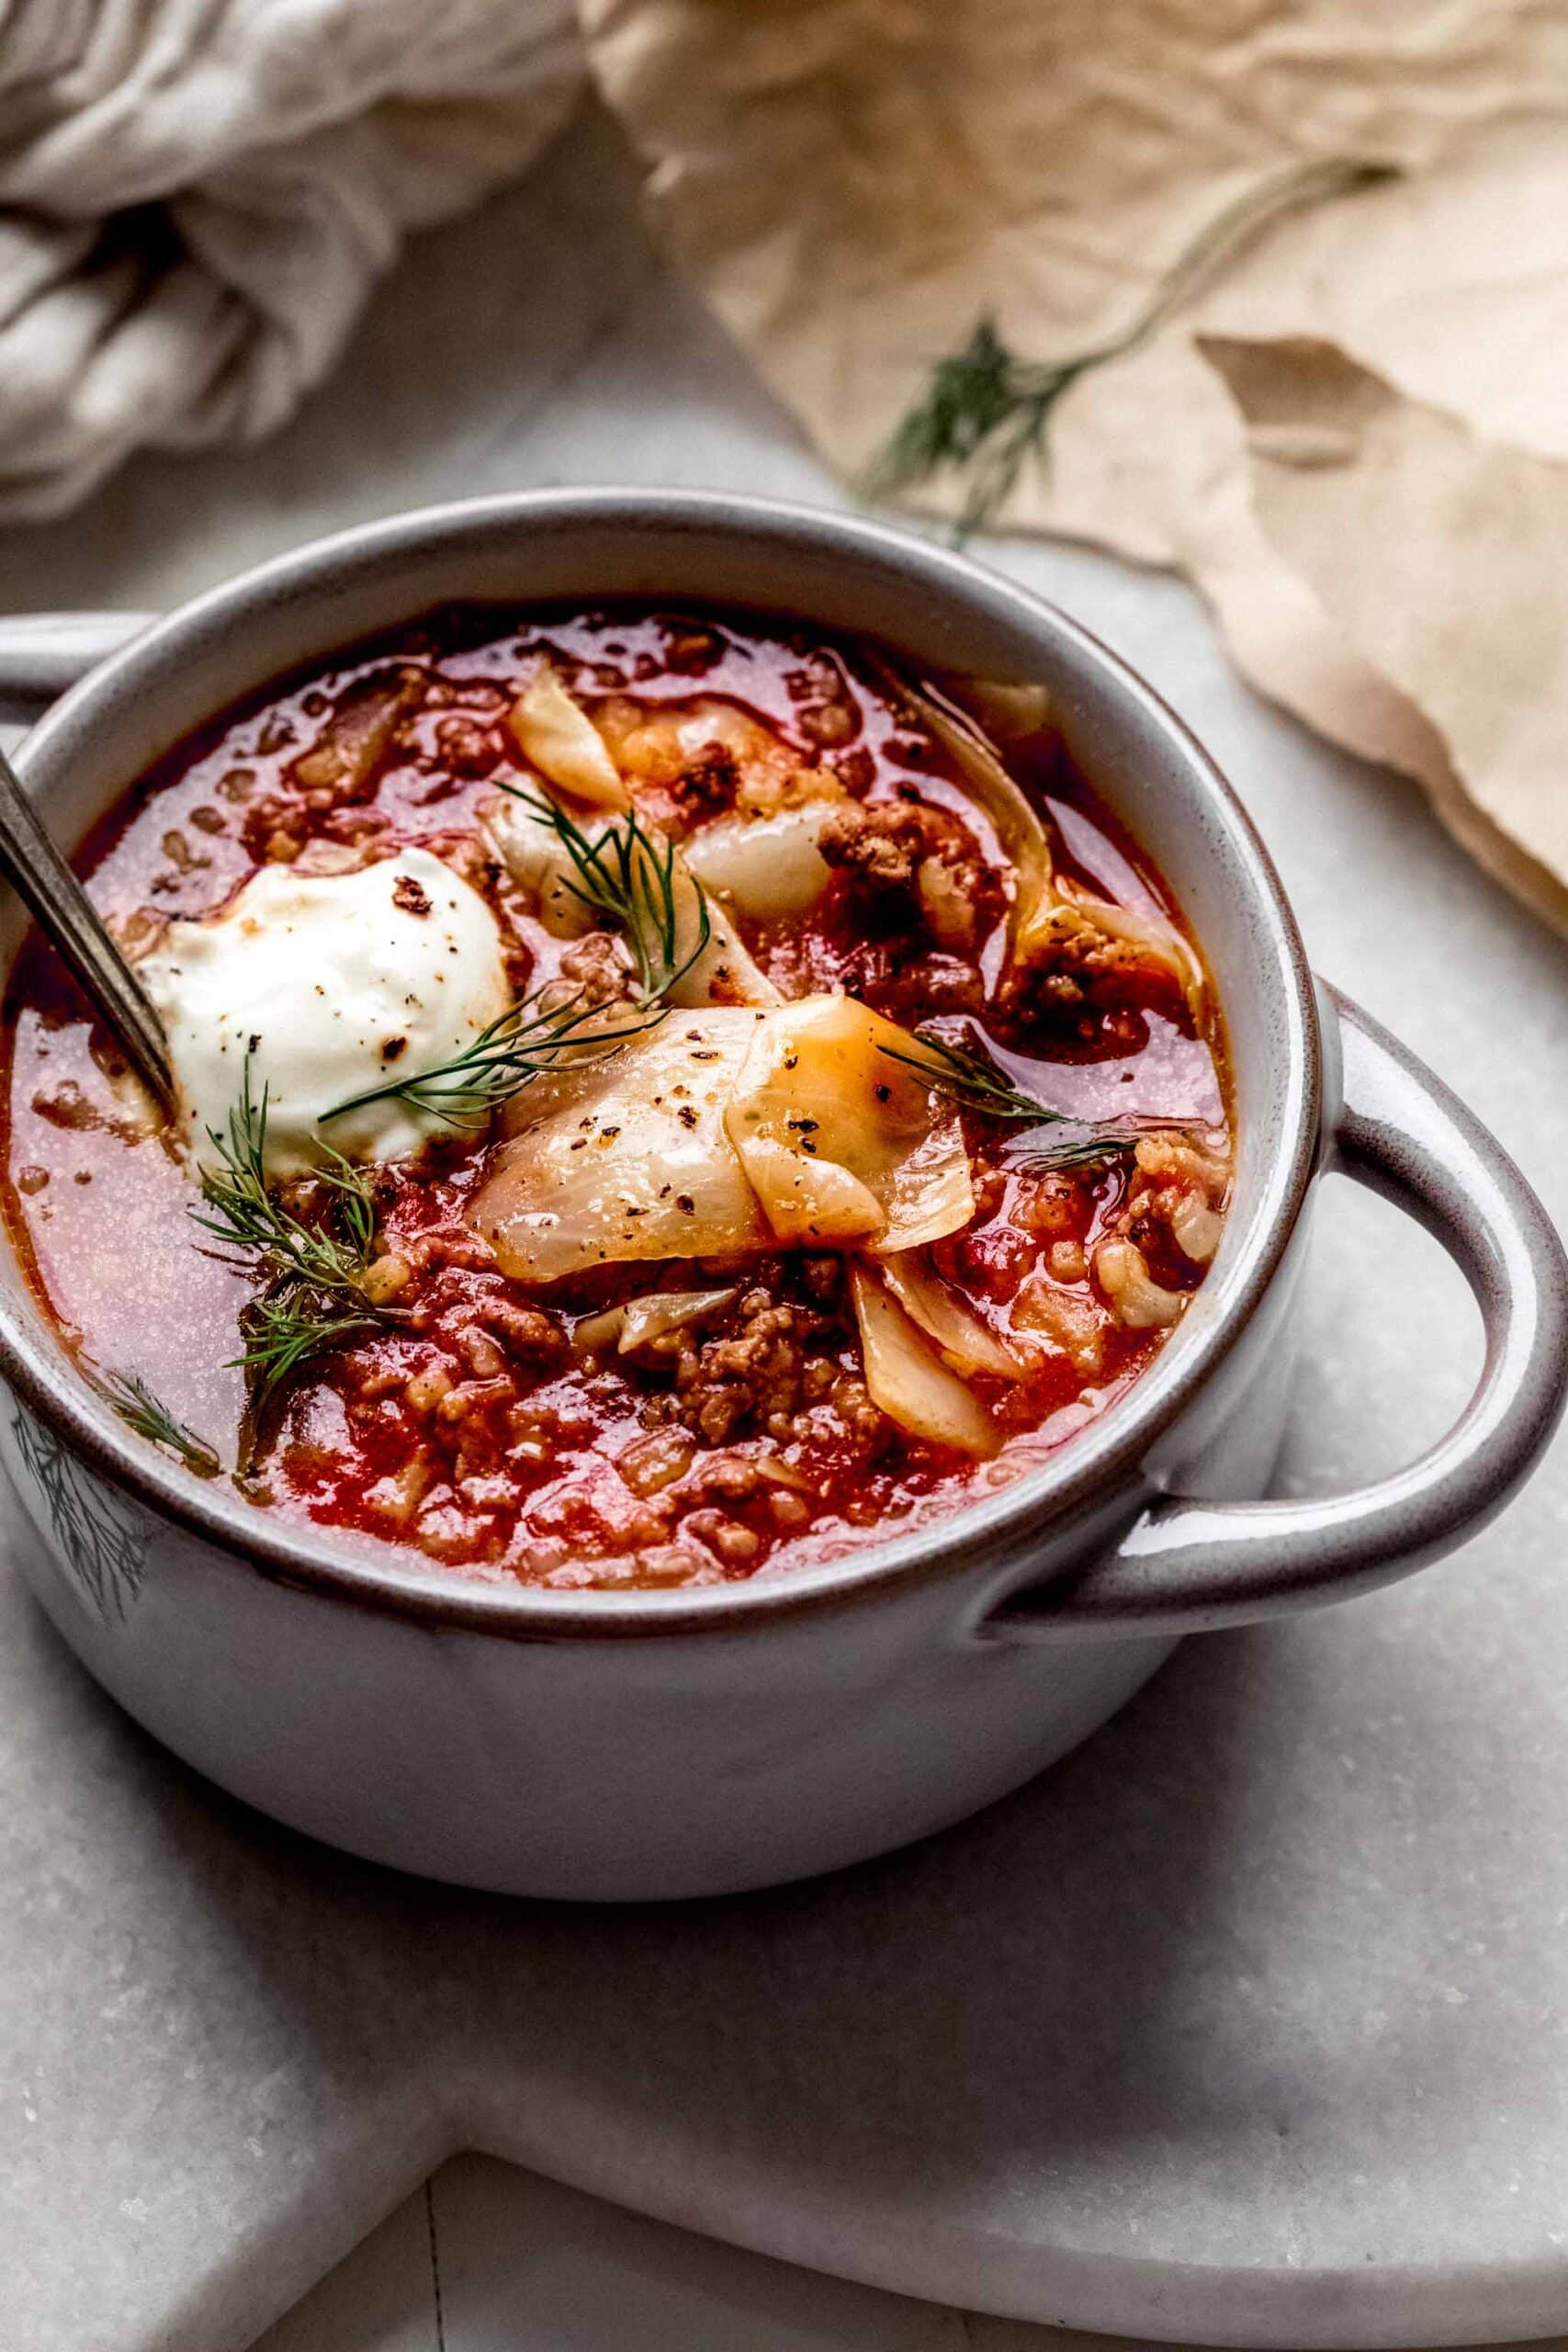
0, 0, 581, 517
582, 0, 1568, 937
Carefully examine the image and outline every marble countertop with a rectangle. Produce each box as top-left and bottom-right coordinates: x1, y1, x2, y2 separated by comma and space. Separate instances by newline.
2, 96, 1566, 2352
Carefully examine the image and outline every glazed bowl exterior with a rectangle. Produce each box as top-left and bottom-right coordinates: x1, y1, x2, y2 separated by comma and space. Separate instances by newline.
0, 492, 1562, 1900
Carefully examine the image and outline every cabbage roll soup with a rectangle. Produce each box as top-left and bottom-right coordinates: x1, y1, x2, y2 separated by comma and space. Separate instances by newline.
1, 607, 1233, 1588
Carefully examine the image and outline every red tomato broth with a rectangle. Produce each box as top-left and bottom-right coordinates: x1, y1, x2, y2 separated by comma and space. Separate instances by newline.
0, 605, 1232, 1588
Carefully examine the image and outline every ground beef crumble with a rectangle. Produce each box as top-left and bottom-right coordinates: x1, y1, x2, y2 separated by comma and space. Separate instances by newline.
623, 1256, 857, 1449
818, 797, 1004, 955
998, 905, 1188, 1040
672, 1294, 809, 1442
554, 928, 634, 1006
666, 739, 739, 818
282, 1231, 912, 1578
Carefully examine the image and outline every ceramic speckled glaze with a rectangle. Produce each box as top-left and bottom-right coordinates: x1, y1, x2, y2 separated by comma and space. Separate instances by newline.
0, 492, 1562, 1900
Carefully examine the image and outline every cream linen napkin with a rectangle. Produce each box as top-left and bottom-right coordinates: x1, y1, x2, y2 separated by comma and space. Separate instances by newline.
0, 0, 581, 518
581, 0, 1568, 936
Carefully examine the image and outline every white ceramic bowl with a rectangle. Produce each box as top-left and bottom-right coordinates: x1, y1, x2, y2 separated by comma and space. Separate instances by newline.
1, 492, 1562, 1899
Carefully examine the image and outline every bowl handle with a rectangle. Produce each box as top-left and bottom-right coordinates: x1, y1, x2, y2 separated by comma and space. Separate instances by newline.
0, 611, 154, 707
985, 986, 1568, 1641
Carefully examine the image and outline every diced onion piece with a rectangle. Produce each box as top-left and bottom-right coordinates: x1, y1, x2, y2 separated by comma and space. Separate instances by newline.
879, 1250, 1029, 1379
469, 1011, 770, 1283
682, 804, 836, 921
749, 1451, 812, 1492
1094, 1238, 1186, 1330
618, 1287, 739, 1353
507, 670, 628, 810
725, 996, 974, 1253
850, 1262, 1000, 1458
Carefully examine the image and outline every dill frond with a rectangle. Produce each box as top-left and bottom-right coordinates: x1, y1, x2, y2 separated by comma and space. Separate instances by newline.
864, 157, 1399, 538
881, 1032, 1143, 1170
194, 1062, 378, 1302
189, 1062, 389, 1417
233, 1292, 384, 1409
322, 987, 668, 1134
500, 786, 711, 1002
880, 1032, 1061, 1122
90, 1368, 221, 1477
332, 791, 713, 1130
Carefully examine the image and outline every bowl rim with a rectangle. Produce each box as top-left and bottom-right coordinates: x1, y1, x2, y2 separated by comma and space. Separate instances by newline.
0, 488, 1322, 1638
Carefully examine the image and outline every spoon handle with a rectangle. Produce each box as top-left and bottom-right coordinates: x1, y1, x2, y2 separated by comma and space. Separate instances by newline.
0, 744, 175, 1109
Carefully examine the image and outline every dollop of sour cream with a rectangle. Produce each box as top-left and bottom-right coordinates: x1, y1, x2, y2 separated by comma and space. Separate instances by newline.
141, 848, 511, 1178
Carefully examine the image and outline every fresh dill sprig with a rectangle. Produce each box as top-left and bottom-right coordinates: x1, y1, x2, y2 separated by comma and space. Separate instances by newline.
194, 1063, 378, 1302
90, 1367, 221, 1478
324, 987, 670, 1133
881, 1032, 1057, 1122
882, 1032, 1143, 1171
863, 156, 1399, 539
234, 1291, 384, 1408
864, 317, 1084, 545
190, 1062, 388, 1416
330, 791, 714, 1130
1003, 1126, 1148, 1175
500, 786, 712, 1001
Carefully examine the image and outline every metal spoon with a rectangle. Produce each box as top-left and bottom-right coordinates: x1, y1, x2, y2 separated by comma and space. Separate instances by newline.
0, 741, 175, 1108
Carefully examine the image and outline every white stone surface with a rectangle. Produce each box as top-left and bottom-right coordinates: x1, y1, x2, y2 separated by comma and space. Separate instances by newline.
252, 2162, 1568, 2352
2, 96, 1567, 2352
254, 2159, 1393, 2352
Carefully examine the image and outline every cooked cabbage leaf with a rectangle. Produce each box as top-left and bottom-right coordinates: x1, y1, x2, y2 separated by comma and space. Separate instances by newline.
849, 1261, 1000, 1456
879, 1249, 1029, 1377
506, 671, 628, 810
725, 995, 973, 1252
470, 993, 976, 1283
867, 658, 1057, 960
661, 850, 781, 1009
682, 803, 836, 921
470, 1010, 771, 1283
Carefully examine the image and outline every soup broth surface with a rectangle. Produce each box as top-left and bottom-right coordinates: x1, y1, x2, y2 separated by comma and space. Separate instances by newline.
1, 605, 1231, 1588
